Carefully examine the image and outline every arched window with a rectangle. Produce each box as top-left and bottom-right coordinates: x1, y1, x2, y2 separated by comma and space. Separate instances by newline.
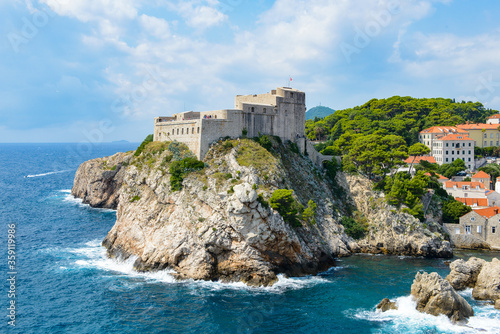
192, 128, 194, 134
251, 107, 255, 112
177, 128, 179, 135
197, 127, 200, 134
182, 128, 184, 135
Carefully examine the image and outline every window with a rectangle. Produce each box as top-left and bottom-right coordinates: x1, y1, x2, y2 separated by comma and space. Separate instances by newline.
468, 150, 471, 154
497, 141, 499, 146
485, 133, 488, 138
451, 151, 454, 155
446, 143, 449, 147
251, 107, 255, 112
493, 226, 497, 234
446, 151, 449, 155
469, 143, 471, 146
167, 132, 170, 136
177, 128, 179, 135
263, 108, 267, 113
446, 158, 449, 162
468, 158, 471, 162
491, 141, 494, 146
485, 141, 487, 146
497, 133, 499, 138
477, 226, 482, 233
491, 133, 494, 138
455, 228, 460, 235
465, 225, 471, 234
197, 127, 200, 134
181, 128, 184, 134
192, 128, 194, 134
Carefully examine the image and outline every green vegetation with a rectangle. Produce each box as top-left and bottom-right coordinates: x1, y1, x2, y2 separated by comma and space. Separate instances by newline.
257, 194, 269, 209
236, 139, 276, 174
257, 135, 272, 151
169, 157, 205, 191
306, 96, 496, 146
442, 200, 472, 224
377, 171, 429, 220
301, 200, 317, 225
269, 189, 302, 227
130, 195, 141, 203
340, 216, 367, 239
134, 134, 154, 156
437, 159, 466, 179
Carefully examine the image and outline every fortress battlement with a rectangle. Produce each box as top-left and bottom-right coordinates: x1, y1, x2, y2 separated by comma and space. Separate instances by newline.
154, 87, 306, 159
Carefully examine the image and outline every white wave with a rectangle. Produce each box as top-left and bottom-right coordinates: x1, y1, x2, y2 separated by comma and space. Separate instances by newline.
60, 191, 116, 213
26, 170, 70, 178
351, 295, 500, 333
63, 239, 329, 292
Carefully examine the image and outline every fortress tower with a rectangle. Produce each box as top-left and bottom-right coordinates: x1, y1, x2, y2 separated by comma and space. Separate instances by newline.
153, 87, 306, 159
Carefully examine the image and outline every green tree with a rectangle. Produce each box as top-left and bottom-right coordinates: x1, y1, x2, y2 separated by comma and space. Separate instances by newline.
301, 200, 317, 225
442, 200, 472, 224
134, 134, 154, 156
340, 216, 367, 239
269, 189, 301, 227
438, 159, 466, 179
407, 143, 431, 175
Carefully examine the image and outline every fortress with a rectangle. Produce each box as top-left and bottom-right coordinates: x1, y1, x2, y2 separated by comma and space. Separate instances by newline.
154, 87, 307, 159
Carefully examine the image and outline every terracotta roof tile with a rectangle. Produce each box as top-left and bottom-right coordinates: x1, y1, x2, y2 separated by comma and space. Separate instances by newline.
455, 197, 489, 207
472, 171, 491, 179
420, 126, 465, 134
444, 181, 485, 189
488, 114, 500, 119
404, 156, 436, 164
456, 123, 500, 130
424, 172, 449, 180
438, 134, 473, 141
471, 206, 500, 218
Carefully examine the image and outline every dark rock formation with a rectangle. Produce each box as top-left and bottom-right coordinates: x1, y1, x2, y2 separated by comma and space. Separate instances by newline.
376, 298, 398, 312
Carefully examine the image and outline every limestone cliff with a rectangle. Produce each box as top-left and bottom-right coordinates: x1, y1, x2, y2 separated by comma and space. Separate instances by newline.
342, 175, 452, 258
72, 138, 452, 285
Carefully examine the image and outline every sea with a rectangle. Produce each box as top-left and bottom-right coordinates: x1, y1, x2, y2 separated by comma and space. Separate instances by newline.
1, 142, 500, 334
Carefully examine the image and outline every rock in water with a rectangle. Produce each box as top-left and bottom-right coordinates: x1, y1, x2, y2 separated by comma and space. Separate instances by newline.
376, 298, 398, 312
446, 257, 486, 290
472, 258, 500, 302
411, 272, 474, 323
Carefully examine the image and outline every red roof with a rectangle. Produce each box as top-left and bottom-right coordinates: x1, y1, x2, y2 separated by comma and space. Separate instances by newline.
488, 114, 500, 119
472, 171, 491, 179
456, 123, 500, 130
439, 134, 473, 141
425, 172, 448, 180
444, 181, 485, 189
455, 197, 488, 207
472, 206, 500, 218
404, 156, 436, 164
420, 126, 465, 134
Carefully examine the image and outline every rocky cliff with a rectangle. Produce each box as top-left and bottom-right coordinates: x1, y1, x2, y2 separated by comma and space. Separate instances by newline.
341, 175, 452, 258
72, 138, 452, 285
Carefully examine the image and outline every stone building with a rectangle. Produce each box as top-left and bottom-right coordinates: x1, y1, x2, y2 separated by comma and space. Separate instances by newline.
444, 207, 500, 250
153, 87, 307, 159
456, 123, 500, 148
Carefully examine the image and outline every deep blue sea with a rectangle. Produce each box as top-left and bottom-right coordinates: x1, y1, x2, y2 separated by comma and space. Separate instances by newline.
1, 143, 500, 334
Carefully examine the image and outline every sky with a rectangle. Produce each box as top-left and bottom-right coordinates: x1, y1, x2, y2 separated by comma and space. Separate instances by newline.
2, 0, 500, 143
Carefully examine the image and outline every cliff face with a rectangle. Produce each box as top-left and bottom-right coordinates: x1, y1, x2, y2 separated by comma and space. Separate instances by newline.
72, 138, 452, 285
341, 175, 452, 258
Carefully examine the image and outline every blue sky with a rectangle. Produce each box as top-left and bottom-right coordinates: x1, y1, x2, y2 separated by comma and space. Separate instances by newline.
2, 0, 500, 142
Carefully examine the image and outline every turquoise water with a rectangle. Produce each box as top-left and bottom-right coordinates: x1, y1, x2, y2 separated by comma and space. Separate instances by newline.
1, 143, 499, 333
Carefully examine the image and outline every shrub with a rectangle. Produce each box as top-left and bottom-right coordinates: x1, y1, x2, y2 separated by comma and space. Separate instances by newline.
130, 195, 141, 203
259, 135, 272, 151
301, 200, 317, 225
134, 134, 154, 156
242, 127, 248, 137
257, 194, 269, 209
289, 142, 300, 154
169, 157, 205, 191
341, 216, 367, 239
269, 189, 301, 227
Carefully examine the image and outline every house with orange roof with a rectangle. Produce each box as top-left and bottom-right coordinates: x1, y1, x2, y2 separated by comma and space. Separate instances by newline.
424, 172, 449, 184
433, 133, 474, 170
454, 197, 489, 209
444, 206, 500, 250
471, 171, 491, 189
486, 114, 500, 124
456, 123, 500, 148
419, 126, 467, 150
443, 181, 486, 199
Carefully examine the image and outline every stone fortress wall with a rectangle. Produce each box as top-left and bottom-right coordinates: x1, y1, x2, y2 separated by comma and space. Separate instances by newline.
154, 87, 308, 159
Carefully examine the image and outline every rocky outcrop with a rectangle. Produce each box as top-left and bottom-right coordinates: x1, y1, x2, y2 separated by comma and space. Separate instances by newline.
342, 175, 452, 258
95, 139, 351, 286
376, 298, 397, 312
72, 152, 132, 209
445, 257, 486, 290
73, 139, 454, 286
411, 272, 474, 323
472, 258, 500, 303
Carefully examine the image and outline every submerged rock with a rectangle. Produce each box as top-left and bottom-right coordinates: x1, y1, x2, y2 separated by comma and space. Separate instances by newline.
472, 258, 500, 303
411, 272, 474, 323
376, 298, 398, 312
446, 257, 486, 290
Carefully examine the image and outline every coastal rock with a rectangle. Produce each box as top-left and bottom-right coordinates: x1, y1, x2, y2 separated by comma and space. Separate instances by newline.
472, 258, 500, 302
343, 175, 452, 258
71, 152, 132, 209
411, 272, 474, 323
445, 257, 486, 290
376, 298, 398, 312
96, 139, 344, 286
496, 299, 500, 310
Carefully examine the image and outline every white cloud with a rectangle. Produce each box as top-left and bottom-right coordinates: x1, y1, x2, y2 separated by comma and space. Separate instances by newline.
41, 0, 138, 22
169, 0, 227, 29
140, 14, 170, 38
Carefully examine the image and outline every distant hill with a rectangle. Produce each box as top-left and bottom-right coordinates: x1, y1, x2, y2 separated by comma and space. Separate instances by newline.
305, 106, 335, 120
